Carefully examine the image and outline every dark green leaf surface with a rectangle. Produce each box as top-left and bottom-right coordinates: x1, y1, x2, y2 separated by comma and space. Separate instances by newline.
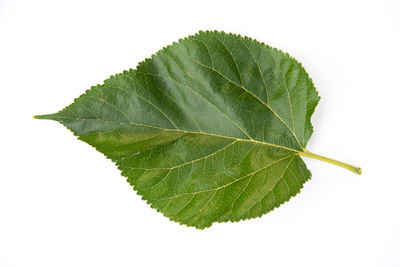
36, 31, 321, 229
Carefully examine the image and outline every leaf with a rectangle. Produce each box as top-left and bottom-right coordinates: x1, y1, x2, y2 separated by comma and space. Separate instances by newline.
35, 30, 361, 229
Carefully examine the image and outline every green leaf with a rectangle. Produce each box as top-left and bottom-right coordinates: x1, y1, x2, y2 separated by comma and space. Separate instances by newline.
35, 30, 361, 229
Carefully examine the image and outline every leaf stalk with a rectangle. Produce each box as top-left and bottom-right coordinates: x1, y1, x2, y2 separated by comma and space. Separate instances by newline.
299, 150, 361, 175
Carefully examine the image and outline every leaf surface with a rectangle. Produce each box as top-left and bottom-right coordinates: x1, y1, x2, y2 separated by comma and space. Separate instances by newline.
36, 31, 321, 229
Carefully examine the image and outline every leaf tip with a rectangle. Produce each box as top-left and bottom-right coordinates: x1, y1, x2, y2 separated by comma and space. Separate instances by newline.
33, 113, 57, 120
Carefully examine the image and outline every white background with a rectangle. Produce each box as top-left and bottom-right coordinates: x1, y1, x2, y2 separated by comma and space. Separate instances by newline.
1, 0, 399, 266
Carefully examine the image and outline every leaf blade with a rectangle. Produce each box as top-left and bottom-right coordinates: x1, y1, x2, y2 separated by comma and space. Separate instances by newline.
36, 30, 320, 228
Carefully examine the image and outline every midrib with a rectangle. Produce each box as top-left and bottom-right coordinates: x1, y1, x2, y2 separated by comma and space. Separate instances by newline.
47, 115, 303, 153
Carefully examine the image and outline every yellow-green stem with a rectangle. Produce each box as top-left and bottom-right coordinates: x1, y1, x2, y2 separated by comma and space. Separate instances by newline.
299, 150, 361, 175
